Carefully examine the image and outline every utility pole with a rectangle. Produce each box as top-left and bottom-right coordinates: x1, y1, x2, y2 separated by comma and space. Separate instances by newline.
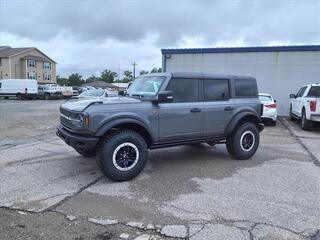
132, 61, 137, 78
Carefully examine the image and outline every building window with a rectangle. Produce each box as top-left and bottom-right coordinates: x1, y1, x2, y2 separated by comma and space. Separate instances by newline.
44, 73, 51, 81
27, 72, 37, 80
43, 62, 51, 70
28, 59, 36, 68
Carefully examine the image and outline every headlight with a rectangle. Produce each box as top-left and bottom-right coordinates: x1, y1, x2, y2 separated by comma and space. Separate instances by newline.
71, 113, 89, 129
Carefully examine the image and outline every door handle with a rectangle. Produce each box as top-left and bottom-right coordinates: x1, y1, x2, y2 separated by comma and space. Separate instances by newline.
224, 106, 234, 111
190, 108, 201, 113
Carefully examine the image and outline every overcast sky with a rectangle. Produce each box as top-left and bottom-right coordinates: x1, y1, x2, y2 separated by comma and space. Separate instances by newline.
0, 0, 319, 78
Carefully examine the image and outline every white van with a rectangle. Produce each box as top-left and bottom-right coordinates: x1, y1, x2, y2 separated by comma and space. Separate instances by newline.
0, 79, 38, 99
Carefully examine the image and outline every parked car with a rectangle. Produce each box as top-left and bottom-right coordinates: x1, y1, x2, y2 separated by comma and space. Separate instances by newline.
38, 85, 63, 100
0, 79, 38, 99
104, 87, 118, 97
74, 88, 104, 98
290, 83, 320, 130
57, 72, 264, 181
72, 86, 86, 95
259, 93, 277, 125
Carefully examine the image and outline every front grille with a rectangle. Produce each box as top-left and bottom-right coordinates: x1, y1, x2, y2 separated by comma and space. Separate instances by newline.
60, 107, 79, 129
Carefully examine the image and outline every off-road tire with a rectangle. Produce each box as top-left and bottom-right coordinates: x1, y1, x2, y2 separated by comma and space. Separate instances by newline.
99, 130, 148, 181
301, 108, 312, 131
75, 148, 96, 158
226, 122, 259, 160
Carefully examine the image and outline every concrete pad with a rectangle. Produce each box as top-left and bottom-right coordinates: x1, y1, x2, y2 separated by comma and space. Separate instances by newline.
251, 225, 305, 240
190, 224, 249, 240
0, 139, 102, 212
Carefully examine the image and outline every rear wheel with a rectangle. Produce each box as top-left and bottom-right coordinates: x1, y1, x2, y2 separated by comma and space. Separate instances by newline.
226, 122, 259, 160
301, 109, 312, 130
99, 130, 148, 181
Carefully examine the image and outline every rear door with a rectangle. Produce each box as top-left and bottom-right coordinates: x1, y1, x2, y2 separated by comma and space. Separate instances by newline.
203, 79, 234, 136
306, 85, 320, 114
158, 78, 203, 142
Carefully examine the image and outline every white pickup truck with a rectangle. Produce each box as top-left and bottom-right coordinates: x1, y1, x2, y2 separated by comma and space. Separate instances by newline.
289, 83, 320, 130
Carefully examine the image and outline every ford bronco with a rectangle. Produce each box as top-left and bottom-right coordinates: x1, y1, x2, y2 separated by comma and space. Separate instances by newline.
57, 72, 264, 181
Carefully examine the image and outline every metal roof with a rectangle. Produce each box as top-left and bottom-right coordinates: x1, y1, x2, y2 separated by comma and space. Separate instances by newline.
161, 45, 320, 54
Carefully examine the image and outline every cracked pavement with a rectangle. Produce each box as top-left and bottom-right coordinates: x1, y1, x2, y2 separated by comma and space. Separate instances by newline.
0, 100, 320, 239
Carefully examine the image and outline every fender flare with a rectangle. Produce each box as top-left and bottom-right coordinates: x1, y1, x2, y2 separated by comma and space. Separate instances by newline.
224, 111, 261, 136
95, 117, 153, 140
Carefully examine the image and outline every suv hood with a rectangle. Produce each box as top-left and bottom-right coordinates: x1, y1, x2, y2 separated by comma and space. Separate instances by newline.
61, 96, 142, 112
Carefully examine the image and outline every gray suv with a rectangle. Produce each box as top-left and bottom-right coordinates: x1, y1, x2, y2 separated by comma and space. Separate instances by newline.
57, 72, 263, 181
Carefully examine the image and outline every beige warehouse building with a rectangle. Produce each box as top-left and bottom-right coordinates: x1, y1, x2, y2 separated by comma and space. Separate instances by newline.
0, 46, 57, 84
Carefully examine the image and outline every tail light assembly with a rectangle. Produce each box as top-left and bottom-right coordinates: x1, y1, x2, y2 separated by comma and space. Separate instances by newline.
265, 103, 277, 108
310, 100, 317, 112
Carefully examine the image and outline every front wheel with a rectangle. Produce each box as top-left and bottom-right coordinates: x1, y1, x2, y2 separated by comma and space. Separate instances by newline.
226, 122, 260, 160
99, 130, 148, 181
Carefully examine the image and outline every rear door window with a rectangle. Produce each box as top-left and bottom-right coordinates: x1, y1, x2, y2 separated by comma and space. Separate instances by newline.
234, 79, 258, 97
204, 79, 230, 101
307, 86, 320, 97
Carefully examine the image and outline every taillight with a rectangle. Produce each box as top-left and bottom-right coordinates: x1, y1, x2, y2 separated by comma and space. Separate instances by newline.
310, 101, 317, 112
265, 103, 277, 108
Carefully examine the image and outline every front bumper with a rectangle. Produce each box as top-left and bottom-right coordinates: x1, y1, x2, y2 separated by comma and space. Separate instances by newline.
56, 125, 99, 150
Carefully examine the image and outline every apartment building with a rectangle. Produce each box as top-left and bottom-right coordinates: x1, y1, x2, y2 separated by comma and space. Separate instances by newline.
0, 46, 57, 83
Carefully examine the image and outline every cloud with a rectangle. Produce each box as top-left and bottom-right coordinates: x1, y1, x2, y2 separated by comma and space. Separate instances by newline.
1, 0, 319, 77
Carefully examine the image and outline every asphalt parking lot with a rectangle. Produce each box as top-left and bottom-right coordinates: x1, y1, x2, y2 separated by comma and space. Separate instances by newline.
0, 100, 320, 240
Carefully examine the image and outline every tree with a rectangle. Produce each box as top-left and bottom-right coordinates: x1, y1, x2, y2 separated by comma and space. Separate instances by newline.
140, 70, 149, 75
150, 67, 162, 73
56, 75, 69, 86
68, 73, 83, 86
100, 69, 118, 83
86, 74, 100, 83
122, 70, 133, 83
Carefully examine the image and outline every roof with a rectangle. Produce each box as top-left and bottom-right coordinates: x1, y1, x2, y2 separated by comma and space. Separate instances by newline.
0, 46, 56, 63
143, 72, 254, 79
0, 47, 34, 57
161, 45, 320, 54
82, 81, 118, 88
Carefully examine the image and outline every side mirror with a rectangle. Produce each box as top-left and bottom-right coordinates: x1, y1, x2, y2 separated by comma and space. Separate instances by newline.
289, 94, 296, 99
155, 91, 173, 103
274, 99, 277, 103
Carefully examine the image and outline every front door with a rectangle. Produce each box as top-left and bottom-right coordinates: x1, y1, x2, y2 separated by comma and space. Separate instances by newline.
292, 86, 307, 116
159, 78, 203, 142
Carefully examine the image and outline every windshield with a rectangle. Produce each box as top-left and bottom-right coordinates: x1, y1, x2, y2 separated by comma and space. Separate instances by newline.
78, 89, 104, 97
127, 76, 165, 97
259, 95, 272, 102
